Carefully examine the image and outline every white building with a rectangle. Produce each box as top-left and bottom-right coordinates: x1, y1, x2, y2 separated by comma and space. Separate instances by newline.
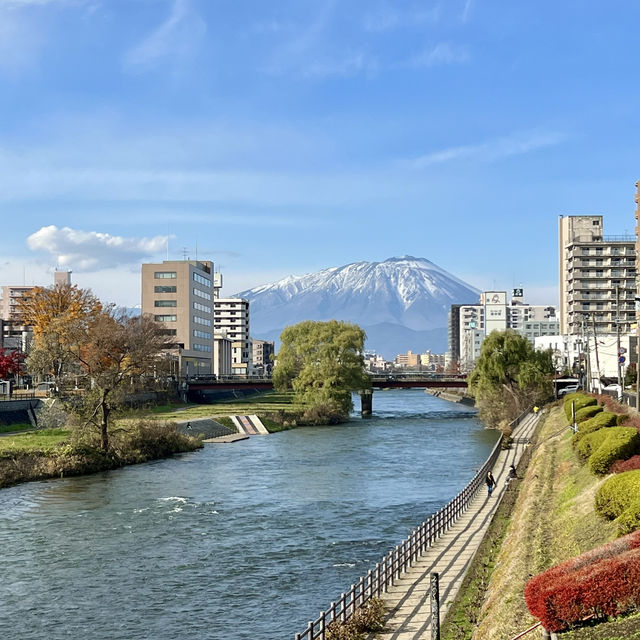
213, 298, 252, 376
450, 289, 559, 373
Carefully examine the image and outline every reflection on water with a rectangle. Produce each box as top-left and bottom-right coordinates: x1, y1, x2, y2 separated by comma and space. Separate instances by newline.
0, 390, 496, 640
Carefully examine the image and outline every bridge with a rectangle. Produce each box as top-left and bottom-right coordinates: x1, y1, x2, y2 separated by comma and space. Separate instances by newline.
184, 374, 468, 406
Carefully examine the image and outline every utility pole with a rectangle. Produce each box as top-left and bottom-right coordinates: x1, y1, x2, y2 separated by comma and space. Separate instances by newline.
592, 314, 601, 392
583, 316, 591, 392
616, 286, 623, 389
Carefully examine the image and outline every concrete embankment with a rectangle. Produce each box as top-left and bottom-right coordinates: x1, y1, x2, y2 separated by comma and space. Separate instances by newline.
425, 388, 475, 406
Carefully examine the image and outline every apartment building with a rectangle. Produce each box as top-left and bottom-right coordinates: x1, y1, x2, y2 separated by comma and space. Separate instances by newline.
252, 339, 274, 375
448, 290, 559, 372
141, 260, 222, 376
213, 298, 252, 376
559, 215, 636, 336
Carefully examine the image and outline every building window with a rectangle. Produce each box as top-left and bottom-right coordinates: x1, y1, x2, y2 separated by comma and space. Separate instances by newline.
155, 300, 177, 307
193, 315, 211, 326
193, 273, 211, 287
193, 301, 211, 313
193, 287, 211, 301
158, 329, 177, 336
193, 330, 212, 340
155, 315, 177, 322
155, 272, 177, 279
193, 343, 212, 352
155, 286, 177, 293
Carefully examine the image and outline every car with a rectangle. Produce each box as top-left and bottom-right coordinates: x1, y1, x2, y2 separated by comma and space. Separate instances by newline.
558, 384, 580, 397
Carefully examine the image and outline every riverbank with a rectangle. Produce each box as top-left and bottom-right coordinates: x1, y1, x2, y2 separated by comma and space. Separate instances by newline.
0, 421, 203, 489
442, 402, 640, 639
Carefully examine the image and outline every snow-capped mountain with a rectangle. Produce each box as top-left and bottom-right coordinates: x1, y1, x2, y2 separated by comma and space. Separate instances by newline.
235, 256, 480, 358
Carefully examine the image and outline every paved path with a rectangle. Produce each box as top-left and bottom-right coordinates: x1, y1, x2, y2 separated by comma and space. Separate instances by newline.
374, 412, 541, 640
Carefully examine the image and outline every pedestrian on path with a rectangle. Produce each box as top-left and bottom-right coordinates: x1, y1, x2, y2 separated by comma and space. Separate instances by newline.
486, 471, 496, 496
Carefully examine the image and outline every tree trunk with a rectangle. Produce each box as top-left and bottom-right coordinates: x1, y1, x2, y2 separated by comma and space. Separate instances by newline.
100, 390, 110, 451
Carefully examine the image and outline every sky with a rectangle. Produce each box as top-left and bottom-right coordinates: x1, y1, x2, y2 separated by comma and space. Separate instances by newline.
2, 0, 640, 308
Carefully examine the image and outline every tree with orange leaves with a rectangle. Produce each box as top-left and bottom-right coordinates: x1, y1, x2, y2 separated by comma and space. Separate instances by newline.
71, 310, 172, 450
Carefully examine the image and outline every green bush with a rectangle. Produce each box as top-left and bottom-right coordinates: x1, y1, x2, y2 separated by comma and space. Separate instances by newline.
587, 428, 640, 475
576, 427, 613, 459
574, 405, 602, 423
595, 470, 640, 534
572, 411, 619, 445
563, 393, 597, 422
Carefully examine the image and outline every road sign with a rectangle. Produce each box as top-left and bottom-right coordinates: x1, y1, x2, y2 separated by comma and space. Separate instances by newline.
619, 347, 627, 355
620, 356, 626, 364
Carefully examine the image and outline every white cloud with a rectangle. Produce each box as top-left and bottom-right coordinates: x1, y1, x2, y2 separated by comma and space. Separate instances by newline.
409, 130, 567, 168
27, 225, 169, 272
123, 0, 206, 71
410, 42, 469, 67
461, 0, 474, 22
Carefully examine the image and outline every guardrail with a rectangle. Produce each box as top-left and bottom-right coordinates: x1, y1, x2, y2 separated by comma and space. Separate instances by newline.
292, 432, 504, 640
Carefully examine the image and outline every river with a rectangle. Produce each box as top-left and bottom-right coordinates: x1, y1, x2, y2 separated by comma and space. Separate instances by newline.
0, 390, 496, 640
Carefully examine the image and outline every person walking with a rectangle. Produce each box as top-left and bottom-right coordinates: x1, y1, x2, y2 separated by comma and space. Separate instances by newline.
486, 471, 496, 496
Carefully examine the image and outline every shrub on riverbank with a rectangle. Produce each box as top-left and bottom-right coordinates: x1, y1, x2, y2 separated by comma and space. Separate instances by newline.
574, 405, 602, 423
563, 394, 597, 422
572, 411, 618, 444
325, 598, 385, 640
587, 428, 640, 475
0, 420, 202, 489
595, 470, 640, 535
524, 531, 640, 632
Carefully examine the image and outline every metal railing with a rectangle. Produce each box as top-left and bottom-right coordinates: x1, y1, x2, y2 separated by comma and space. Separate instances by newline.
293, 434, 504, 640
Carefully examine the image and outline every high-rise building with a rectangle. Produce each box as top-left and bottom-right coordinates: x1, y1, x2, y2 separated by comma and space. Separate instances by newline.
558, 215, 636, 336
0, 286, 35, 322
448, 290, 559, 373
141, 260, 222, 376
213, 298, 252, 376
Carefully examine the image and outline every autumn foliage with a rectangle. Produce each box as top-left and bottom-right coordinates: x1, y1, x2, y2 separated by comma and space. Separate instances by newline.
0, 348, 25, 379
524, 530, 640, 632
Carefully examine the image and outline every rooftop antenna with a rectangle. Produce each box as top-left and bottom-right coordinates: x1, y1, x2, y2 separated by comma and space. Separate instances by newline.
182, 247, 189, 261
166, 225, 170, 261
195, 240, 198, 262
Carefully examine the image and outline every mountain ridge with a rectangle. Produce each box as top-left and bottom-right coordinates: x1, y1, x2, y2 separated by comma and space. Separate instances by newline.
235, 256, 480, 358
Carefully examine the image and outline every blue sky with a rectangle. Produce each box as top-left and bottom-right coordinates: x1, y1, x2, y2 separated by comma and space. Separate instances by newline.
2, 0, 640, 308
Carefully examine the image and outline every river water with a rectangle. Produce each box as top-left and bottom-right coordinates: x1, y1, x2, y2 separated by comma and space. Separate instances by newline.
0, 390, 496, 640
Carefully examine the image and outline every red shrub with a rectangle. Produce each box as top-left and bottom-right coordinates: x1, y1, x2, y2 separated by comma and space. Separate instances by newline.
611, 455, 640, 474
593, 394, 629, 415
619, 413, 640, 433
525, 531, 640, 632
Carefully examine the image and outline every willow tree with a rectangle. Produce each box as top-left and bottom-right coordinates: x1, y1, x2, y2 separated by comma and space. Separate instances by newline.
468, 330, 554, 426
273, 320, 370, 421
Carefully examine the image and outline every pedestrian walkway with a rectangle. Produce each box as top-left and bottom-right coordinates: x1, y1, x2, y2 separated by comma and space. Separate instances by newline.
374, 412, 540, 639
230, 414, 269, 435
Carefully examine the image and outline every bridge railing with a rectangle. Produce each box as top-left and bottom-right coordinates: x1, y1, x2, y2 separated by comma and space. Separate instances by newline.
293, 433, 503, 640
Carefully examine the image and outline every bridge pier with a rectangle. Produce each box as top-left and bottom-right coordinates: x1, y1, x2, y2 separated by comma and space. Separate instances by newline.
360, 389, 373, 417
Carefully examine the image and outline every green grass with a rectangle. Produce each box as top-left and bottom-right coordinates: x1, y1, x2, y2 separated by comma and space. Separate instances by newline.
143, 391, 304, 422
0, 428, 71, 454
560, 612, 640, 639
0, 423, 33, 434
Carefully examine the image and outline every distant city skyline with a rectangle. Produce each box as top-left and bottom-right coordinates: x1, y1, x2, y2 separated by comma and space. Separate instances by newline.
2, 1, 639, 308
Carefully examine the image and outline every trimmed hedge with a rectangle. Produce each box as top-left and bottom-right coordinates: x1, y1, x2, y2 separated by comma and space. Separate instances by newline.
595, 470, 640, 534
572, 411, 618, 446
563, 393, 597, 422
524, 531, 640, 632
611, 455, 640, 474
574, 405, 603, 423
575, 427, 613, 459
588, 428, 640, 475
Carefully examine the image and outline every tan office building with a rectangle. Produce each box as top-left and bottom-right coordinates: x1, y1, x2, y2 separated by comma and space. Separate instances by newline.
141, 260, 219, 376
559, 215, 636, 336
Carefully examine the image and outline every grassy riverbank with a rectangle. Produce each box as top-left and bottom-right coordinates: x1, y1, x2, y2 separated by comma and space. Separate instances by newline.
442, 402, 640, 640
0, 422, 202, 489
142, 390, 345, 430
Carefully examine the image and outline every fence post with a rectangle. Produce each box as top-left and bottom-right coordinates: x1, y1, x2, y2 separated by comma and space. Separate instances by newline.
430, 572, 440, 640
340, 593, 346, 623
